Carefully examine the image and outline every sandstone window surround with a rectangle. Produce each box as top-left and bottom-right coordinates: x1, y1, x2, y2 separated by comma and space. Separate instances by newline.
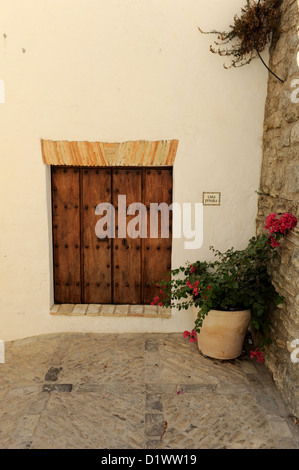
41, 139, 179, 167
42, 139, 179, 318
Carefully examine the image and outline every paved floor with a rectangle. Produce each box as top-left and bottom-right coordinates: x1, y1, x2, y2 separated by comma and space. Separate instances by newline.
0, 332, 298, 449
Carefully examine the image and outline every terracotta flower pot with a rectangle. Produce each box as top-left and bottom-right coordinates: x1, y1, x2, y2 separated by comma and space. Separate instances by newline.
193, 307, 251, 360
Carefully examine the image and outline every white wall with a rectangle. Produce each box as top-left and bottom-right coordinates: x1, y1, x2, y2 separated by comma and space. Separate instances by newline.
0, 0, 268, 341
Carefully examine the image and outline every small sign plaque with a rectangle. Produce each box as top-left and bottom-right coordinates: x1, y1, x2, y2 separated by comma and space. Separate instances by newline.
202, 192, 221, 206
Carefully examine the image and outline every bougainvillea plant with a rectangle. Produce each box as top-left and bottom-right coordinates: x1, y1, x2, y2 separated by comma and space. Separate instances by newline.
250, 347, 264, 363
153, 213, 297, 361
199, 0, 282, 69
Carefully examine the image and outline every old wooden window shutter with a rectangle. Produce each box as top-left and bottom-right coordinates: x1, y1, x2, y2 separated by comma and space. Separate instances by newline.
52, 166, 172, 305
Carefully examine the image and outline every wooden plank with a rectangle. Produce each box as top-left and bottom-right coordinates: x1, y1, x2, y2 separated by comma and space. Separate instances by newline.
82, 168, 112, 304
52, 167, 81, 303
112, 169, 142, 304
142, 168, 173, 304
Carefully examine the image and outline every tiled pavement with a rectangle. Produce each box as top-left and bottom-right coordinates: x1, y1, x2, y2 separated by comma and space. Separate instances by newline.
0, 333, 298, 449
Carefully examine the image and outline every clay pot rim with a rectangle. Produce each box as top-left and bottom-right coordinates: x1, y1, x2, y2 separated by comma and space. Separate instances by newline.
205, 308, 251, 316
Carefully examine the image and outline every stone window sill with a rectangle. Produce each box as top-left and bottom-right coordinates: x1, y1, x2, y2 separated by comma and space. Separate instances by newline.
50, 304, 171, 318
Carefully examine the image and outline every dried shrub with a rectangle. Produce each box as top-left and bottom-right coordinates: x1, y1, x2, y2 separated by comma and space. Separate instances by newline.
199, 0, 282, 68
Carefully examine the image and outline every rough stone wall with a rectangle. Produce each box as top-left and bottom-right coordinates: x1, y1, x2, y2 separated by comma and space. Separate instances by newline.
257, 0, 299, 418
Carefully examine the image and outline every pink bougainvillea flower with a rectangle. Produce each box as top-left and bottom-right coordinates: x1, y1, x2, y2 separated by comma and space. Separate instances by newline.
279, 213, 297, 233
183, 329, 197, 343
189, 337, 197, 343
265, 213, 297, 239
188, 330, 197, 343
186, 280, 199, 296
151, 296, 160, 306
265, 213, 277, 230
250, 348, 264, 364
269, 236, 281, 248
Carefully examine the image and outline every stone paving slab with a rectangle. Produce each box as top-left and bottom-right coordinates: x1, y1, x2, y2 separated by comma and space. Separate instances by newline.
0, 333, 298, 449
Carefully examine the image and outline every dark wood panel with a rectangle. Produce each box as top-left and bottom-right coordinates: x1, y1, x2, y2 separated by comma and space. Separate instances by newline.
82, 168, 112, 304
142, 168, 173, 304
112, 169, 142, 304
52, 166, 173, 306
52, 167, 81, 303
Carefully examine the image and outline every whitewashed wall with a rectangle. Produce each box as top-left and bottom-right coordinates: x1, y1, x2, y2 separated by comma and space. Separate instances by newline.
0, 0, 268, 341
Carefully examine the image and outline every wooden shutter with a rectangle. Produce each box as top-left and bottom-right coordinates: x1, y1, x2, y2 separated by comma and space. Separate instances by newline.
82, 168, 112, 304
142, 169, 172, 304
52, 166, 172, 305
112, 169, 142, 304
52, 167, 81, 303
